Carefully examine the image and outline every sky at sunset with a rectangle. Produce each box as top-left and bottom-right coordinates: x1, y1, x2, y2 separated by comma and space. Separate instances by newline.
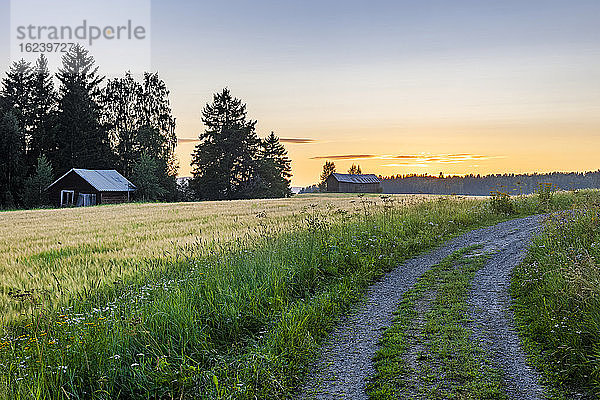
1, 0, 599, 186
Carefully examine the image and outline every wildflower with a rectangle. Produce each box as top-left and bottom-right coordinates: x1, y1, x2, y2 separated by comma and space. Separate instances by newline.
110, 354, 121, 360
131, 363, 140, 367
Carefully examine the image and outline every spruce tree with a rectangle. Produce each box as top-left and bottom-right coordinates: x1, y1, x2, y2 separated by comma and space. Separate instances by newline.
190, 88, 261, 200
0, 59, 34, 138
0, 111, 24, 207
55, 44, 112, 173
29, 55, 57, 170
23, 154, 54, 208
258, 132, 292, 198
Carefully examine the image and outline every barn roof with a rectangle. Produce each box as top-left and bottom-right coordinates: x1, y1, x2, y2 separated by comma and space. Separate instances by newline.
47, 169, 136, 192
330, 173, 381, 184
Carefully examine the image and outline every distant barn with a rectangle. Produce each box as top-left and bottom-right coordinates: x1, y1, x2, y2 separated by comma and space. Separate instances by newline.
46, 169, 136, 207
326, 173, 382, 193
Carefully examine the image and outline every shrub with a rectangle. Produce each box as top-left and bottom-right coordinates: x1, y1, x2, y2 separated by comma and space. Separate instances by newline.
489, 190, 515, 215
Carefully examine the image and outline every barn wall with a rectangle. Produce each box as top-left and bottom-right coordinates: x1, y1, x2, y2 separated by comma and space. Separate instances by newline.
339, 182, 351, 192
332, 182, 381, 193
100, 192, 129, 204
47, 172, 98, 207
326, 176, 340, 192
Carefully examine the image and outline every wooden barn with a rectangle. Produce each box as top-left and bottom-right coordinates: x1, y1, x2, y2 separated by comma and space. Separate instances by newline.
326, 173, 382, 193
46, 169, 136, 207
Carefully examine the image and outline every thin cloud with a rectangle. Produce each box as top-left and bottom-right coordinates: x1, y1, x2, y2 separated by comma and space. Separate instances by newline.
380, 153, 503, 166
179, 137, 316, 144
311, 155, 377, 160
309, 153, 500, 163
280, 138, 316, 144
177, 137, 200, 143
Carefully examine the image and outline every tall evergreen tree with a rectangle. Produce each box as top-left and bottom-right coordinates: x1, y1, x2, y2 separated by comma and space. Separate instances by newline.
0, 59, 34, 167
258, 132, 292, 197
29, 55, 57, 170
0, 59, 34, 137
0, 111, 24, 207
55, 44, 112, 173
190, 88, 261, 200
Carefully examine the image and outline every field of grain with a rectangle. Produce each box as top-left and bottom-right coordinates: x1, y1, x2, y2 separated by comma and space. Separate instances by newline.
0, 194, 429, 323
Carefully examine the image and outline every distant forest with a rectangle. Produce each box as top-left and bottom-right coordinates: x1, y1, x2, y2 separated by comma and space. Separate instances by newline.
303, 163, 600, 196
381, 171, 600, 195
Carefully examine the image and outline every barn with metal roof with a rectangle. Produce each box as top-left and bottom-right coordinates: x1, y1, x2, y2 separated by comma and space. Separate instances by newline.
46, 169, 136, 207
326, 173, 382, 193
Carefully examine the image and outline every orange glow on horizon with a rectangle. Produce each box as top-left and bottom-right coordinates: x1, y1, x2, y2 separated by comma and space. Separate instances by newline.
175, 118, 600, 187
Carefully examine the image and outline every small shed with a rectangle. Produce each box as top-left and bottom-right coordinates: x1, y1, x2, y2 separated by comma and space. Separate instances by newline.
326, 173, 382, 193
46, 169, 136, 207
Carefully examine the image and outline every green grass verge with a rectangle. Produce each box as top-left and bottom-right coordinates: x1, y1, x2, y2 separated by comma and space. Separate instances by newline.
511, 205, 600, 399
368, 246, 506, 399
0, 191, 598, 399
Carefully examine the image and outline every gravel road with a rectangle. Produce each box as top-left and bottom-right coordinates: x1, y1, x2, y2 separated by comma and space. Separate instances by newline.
299, 215, 545, 400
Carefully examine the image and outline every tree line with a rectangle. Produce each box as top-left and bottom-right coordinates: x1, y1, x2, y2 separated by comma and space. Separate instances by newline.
0, 46, 291, 209
300, 161, 600, 195
382, 171, 600, 195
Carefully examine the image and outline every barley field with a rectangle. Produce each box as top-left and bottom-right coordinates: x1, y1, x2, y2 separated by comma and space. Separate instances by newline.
0, 194, 428, 323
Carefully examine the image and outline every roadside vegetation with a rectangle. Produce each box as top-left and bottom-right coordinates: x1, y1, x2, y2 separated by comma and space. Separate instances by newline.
369, 247, 505, 399
512, 194, 600, 399
367, 187, 600, 400
1, 190, 598, 398
0, 194, 429, 323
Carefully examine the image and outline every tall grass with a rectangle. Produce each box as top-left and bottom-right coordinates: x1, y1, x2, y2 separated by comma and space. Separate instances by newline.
0, 194, 428, 323
0, 191, 597, 399
512, 202, 600, 398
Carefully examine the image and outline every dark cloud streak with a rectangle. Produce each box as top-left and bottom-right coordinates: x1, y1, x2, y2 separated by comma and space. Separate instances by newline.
177, 137, 200, 143
280, 138, 316, 144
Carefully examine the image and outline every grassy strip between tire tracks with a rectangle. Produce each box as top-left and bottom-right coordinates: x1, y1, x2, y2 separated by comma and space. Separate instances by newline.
368, 246, 506, 399
1, 191, 599, 399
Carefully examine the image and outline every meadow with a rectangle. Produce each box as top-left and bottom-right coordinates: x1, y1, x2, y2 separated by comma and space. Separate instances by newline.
0, 191, 598, 399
